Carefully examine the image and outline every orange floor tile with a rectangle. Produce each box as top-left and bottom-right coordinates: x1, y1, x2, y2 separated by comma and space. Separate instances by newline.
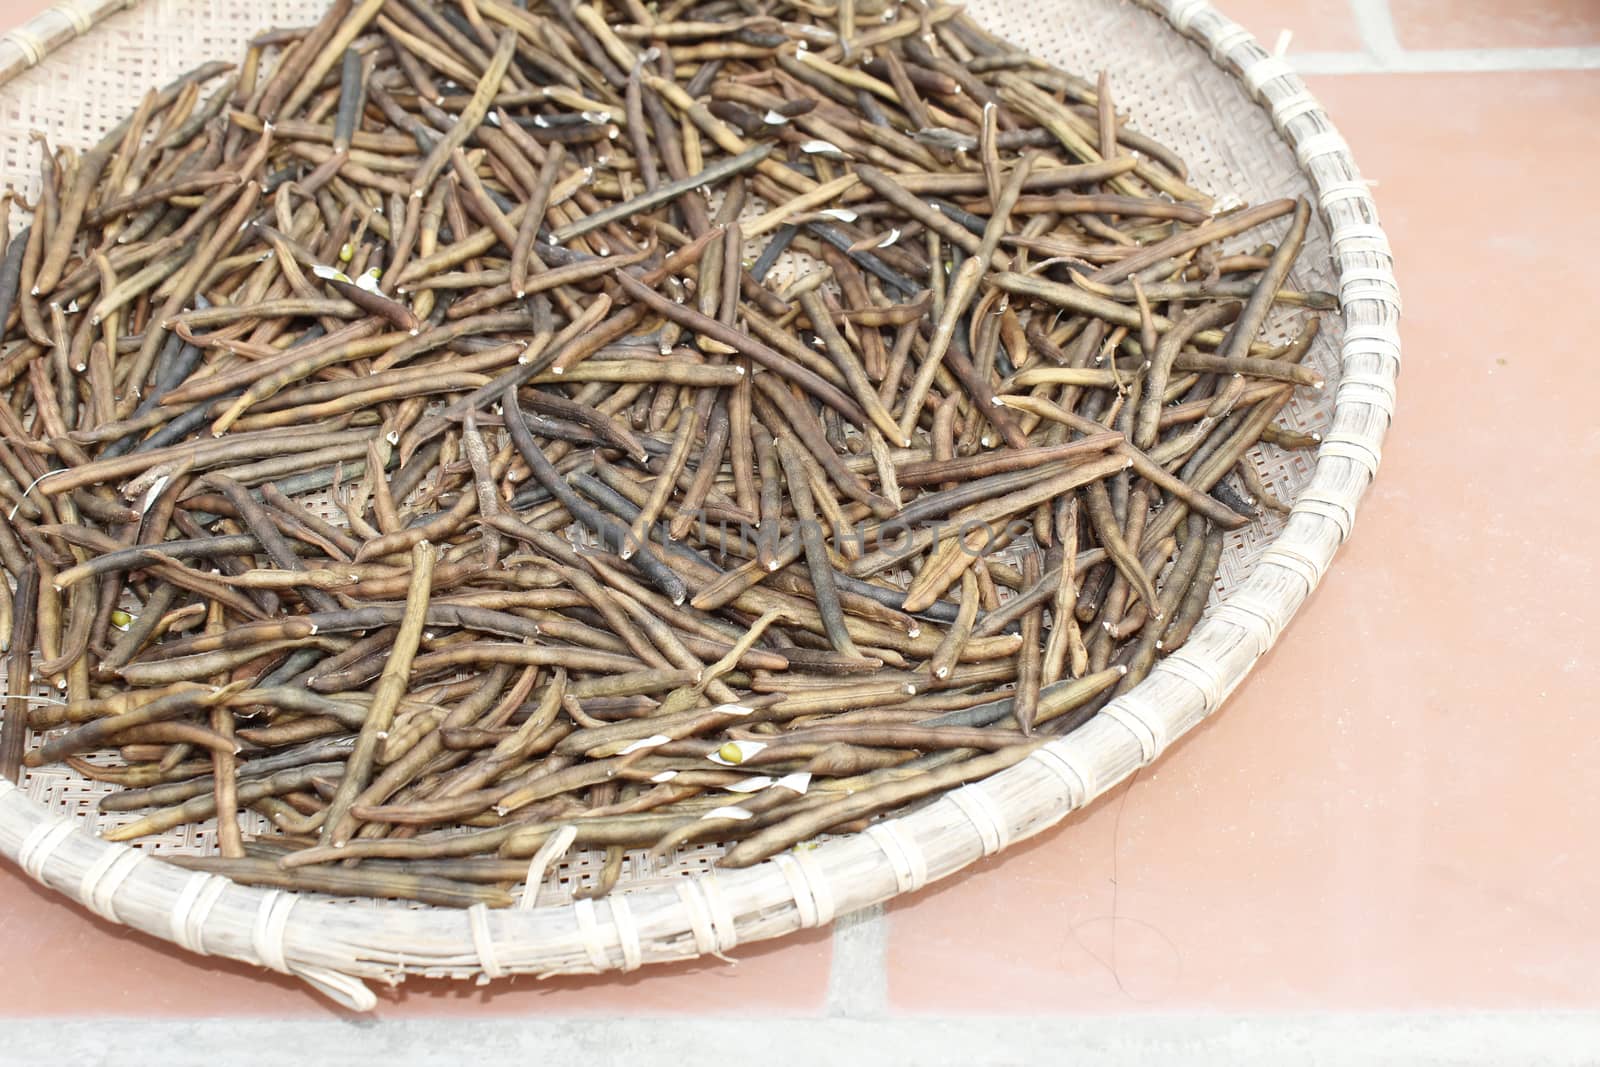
1217, 0, 1365, 53
886, 66, 1600, 1012
1389, 0, 1600, 49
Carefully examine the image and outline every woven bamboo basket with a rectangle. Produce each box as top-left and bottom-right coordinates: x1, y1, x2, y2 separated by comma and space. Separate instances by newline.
0, 0, 1399, 1010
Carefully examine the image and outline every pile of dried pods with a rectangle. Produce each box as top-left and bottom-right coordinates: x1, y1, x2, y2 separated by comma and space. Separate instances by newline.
0, 0, 1331, 907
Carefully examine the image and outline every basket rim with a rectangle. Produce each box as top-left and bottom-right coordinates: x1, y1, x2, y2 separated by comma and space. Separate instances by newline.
0, 0, 1399, 1012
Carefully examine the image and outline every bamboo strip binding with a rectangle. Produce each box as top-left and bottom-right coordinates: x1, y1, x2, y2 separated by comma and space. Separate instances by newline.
0, 0, 134, 83
0, 0, 1398, 1010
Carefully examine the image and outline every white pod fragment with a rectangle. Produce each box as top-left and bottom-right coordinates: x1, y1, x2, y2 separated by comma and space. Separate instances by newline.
618, 734, 672, 755
701, 806, 754, 821
772, 772, 813, 794
312, 264, 352, 284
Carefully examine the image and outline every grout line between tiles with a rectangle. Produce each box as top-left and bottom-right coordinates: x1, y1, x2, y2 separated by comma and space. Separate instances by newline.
1347, 0, 1404, 63
1283, 46, 1600, 75
1276, 4, 1600, 75
823, 903, 889, 1019
4, 1014, 1600, 1066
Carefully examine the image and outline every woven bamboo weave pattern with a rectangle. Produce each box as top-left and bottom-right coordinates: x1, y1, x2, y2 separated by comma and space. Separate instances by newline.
0, 0, 1396, 1009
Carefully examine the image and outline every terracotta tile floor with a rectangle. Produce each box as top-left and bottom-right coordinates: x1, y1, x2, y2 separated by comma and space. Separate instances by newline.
0, 0, 1597, 1052
886, 66, 1600, 1014
1213, 0, 1365, 53
1389, 0, 1600, 50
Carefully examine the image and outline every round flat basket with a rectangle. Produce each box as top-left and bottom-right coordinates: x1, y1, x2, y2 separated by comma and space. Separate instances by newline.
0, 0, 1397, 1010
